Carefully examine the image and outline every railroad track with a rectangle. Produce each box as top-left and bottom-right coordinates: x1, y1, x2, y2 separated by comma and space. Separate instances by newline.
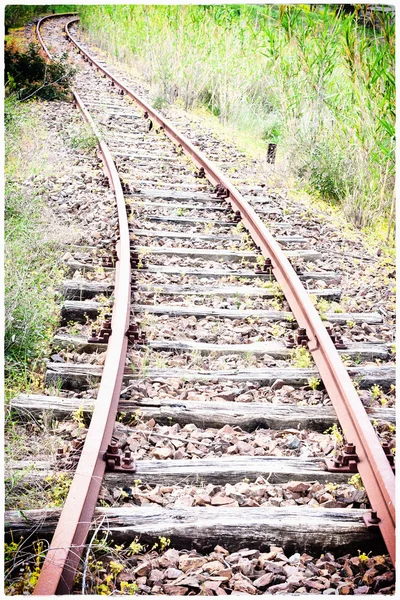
5, 13, 395, 596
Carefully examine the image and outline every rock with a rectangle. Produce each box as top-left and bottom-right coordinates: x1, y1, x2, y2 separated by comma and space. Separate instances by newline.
203, 580, 223, 592
286, 482, 310, 494
175, 575, 203, 587
286, 434, 301, 449
353, 586, 369, 595
239, 558, 257, 577
271, 379, 285, 390
258, 559, 285, 575
174, 494, 194, 508
174, 448, 185, 459
162, 584, 188, 595
211, 492, 236, 506
214, 545, 229, 555
253, 572, 274, 587
218, 424, 236, 435
133, 560, 152, 577
148, 569, 165, 582
153, 447, 173, 459
323, 499, 348, 509
267, 582, 295, 593
202, 561, 226, 573
373, 570, 395, 592
195, 492, 211, 506
259, 551, 277, 563
337, 583, 353, 594
305, 579, 329, 591
235, 482, 251, 496
280, 385, 295, 394
164, 567, 183, 579
50, 354, 65, 363
178, 555, 208, 572
289, 552, 301, 565
270, 497, 282, 506
232, 578, 257, 594
159, 548, 180, 568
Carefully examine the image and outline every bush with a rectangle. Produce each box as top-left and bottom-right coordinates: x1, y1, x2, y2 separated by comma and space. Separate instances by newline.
5, 43, 75, 101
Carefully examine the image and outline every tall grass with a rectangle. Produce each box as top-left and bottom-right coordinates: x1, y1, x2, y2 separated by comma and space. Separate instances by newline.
78, 4, 395, 231
4, 98, 70, 395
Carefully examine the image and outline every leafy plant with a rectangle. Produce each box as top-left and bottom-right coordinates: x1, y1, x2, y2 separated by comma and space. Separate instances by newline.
324, 423, 343, 445
5, 43, 76, 101
348, 473, 364, 490
307, 377, 320, 391
290, 346, 312, 368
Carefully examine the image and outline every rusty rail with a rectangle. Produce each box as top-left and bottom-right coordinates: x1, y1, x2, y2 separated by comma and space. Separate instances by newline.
33, 15, 132, 595
64, 16, 395, 565
32, 12, 394, 593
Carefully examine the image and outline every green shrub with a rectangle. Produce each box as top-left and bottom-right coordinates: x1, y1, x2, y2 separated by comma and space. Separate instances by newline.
5, 43, 76, 101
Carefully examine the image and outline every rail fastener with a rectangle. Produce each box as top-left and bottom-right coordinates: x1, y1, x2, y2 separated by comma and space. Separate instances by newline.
88, 317, 113, 344
126, 323, 147, 346
325, 442, 360, 473
363, 511, 382, 529
104, 441, 136, 472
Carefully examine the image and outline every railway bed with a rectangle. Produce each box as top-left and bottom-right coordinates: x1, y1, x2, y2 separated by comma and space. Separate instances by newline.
5, 13, 395, 596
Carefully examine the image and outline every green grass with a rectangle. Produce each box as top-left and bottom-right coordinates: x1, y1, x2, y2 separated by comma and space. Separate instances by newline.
4, 97, 68, 397
78, 4, 395, 233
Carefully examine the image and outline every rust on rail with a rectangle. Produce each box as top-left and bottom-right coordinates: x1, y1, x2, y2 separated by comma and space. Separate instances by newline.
33, 15, 131, 595
65, 15, 395, 565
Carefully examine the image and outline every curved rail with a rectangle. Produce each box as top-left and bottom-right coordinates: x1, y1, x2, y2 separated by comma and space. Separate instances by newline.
32, 12, 394, 593
33, 15, 132, 595
64, 16, 396, 564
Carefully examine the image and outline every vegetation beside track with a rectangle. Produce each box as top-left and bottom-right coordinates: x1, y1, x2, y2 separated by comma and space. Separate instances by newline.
77, 4, 395, 235
5, 4, 77, 30
4, 98, 66, 397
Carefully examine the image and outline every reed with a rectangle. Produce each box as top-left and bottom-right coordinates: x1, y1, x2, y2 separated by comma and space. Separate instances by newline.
78, 4, 395, 231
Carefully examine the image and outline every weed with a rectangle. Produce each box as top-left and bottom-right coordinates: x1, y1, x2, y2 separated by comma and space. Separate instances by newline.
256, 255, 266, 268
270, 297, 282, 311
128, 538, 144, 556
348, 473, 364, 490
316, 298, 331, 314
44, 473, 73, 507
152, 536, 171, 552
5, 538, 45, 594
290, 346, 312, 368
153, 95, 167, 109
69, 125, 98, 152
324, 423, 343, 445
307, 377, 320, 391
358, 550, 372, 564
72, 405, 86, 428
325, 482, 338, 492
371, 384, 383, 399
